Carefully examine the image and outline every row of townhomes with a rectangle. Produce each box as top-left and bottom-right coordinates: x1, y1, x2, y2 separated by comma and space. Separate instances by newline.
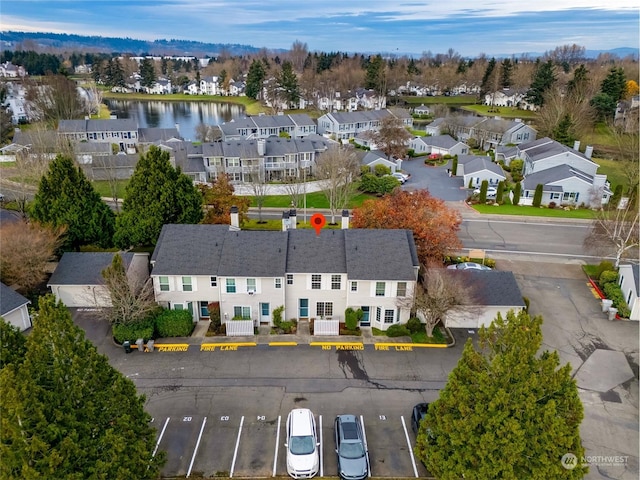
48, 211, 421, 331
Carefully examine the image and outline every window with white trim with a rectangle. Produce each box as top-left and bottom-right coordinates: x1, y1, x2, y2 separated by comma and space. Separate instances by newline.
287, 274, 293, 285
182, 277, 192, 292
397, 282, 407, 297
312, 274, 321, 290
331, 275, 341, 290
376, 307, 381, 323
233, 306, 251, 319
159, 276, 169, 292
247, 278, 256, 293
384, 309, 394, 323
275, 278, 282, 289
375, 282, 385, 296
226, 278, 236, 293
351, 281, 358, 292
316, 302, 333, 317
210, 276, 217, 287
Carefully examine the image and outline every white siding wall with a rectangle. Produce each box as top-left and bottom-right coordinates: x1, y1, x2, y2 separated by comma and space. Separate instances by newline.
51, 285, 111, 308
531, 153, 598, 176
3, 305, 31, 331
618, 266, 639, 321
445, 306, 523, 328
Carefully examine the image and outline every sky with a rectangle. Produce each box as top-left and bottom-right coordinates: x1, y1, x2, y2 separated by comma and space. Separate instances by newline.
1, 1, 639, 57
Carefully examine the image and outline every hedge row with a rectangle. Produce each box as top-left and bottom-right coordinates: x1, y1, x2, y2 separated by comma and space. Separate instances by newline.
112, 309, 195, 344
603, 282, 631, 318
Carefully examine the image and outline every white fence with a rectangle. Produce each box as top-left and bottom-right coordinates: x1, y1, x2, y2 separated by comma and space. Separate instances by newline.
314, 319, 339, 336
226, 320, 254, 336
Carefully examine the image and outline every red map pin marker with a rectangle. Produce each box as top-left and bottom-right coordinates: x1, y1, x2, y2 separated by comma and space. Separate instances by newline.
310, 213, 326, 236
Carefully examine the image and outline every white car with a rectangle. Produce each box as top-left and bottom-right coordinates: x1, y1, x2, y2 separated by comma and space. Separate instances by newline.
286, 408, 320, 478
392, 172, 409, 183
447, 262, 492, 271
473, 186, 497, 197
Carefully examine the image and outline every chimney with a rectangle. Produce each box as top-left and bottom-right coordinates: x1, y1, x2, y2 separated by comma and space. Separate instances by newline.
341, 210, 350, 229
584, 145, 593, 159
282, 211, 290, 231
289, 209, 297, 229
573, 140, 580, 151
229, 205, 240, 231
257, 138, 266, 156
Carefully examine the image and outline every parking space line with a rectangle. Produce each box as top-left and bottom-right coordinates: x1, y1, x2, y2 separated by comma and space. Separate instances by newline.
319, 414, 323, 477
229, 416, 244, 478
401, 415, 419, 478
153, 417, 170, 458
360, 415, 371, 478
273, 415, 281, 477
186, 417, 207, 478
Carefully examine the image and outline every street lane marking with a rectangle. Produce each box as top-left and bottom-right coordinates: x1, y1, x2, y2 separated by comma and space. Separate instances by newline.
319, 414, 323, 478
229, 416, 244, 478
374, 343, 447, 350
152, 417, 170, 458
201, 342, 257, 351
401, 415, 419, 478
186, 417, 207, 478
310, 342, 364, 350
273, 415, 281, 477
360, 415, 371, 478
269, 341, 298, 346
154, 344, 189, 352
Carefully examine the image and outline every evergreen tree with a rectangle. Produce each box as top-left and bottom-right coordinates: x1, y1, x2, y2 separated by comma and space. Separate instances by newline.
526, 59, 556, 107
552, 114, 576, 146
365, 54, 385, 94
601, 67, 627, 103
0, 295, 165, 479
246, 60, 266, 99
480, 57, 496, 98
533, 183, 544, 207
278, 61, 300, 106
513, 181, 522, 205
114, 146, 203, 248
499, 58, 514, 89
479, 179, 489, 203
0, 318, 26, 369
30, 155, 115, 249
590, 93, 617, 120
139, 57, 157, 88
496, 180, 505, 204
106, 58, 125, 88
415, 310, 586, 480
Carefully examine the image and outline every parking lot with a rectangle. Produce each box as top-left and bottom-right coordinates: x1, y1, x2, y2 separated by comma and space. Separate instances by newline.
152, 408, 427, 478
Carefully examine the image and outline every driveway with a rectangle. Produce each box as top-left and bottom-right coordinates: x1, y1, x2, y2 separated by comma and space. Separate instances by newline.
400, 157, 468, 201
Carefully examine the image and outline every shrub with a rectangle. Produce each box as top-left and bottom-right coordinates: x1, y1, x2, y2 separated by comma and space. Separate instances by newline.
599, 270, 619, 286
407, 148, 415, 157
468, 178, 473, 189
548, 201, 556, 209
496, 181, 505, 204
155, 309, 194, 338
513, 182, 521, 205
532, 184, 544, 207
208, 302, 221, 329
451, 156, 458, 176
374, 164, 391, 176
406, 317, 424, 334
278, 319, 296, 333
272, 305, 285, 327
523, 297, 530, 312
603, 282, 631, 317
385, 324, 410, 337
479, 180, 489, 203
345, 307, 359, 331
113, 318, 155, 344
595, 261, 615, 279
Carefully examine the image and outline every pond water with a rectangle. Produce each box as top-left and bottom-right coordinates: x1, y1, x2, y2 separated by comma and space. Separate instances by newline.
104, 99, 246, 141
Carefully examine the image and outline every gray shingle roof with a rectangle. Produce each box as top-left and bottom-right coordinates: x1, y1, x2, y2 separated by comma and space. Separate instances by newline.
48, 252, 135, 286
219, 231, 288, 277
151, 224, 228, 275
419, 134, 460, 149
463, 157, 506, 177
344, 229, 417, 280
138, 127, 182, 143
286, 229, 348, 273
522, 164, 592, 190
0, 282, 30, 315
446, 270, 525, 307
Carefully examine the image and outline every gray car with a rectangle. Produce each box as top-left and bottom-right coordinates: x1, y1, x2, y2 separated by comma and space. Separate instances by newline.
334, 414, 368, 480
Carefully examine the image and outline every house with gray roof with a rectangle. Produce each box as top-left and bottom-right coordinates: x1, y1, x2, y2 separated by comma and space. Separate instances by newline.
317, 109, 412, 141
618, 264, 639, 321
457, 155, 506, 189
409, 134, 469, 157
48, 252, 150, 308
469, 117, 537, 150
443, 270, 526, 328
520, 164, 611, 208
424, 118, 445, 136
58, 118, 139, 153
217, 113, 317, 141
517, 137, 599, 176
360, 150, 400, 173
149, 220, 419, 330
0, 282, 31, 331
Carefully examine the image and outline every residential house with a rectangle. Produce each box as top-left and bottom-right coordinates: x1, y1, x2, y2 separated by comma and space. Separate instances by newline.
469, 117, 537, 150
484, 88, 536, 111
48, 252, 150, 308
409, 134, 469, 157
520, 164, 611, 207
217, 114, 317, 141
355, 88, 386, 110
443, 116, 485, 143
0, 62, 27, 77
0, 282, 31, 331
413, 104, 430, 115
424, 118, 446, 136
618, 264, 639, 321
199, 76, 220, 95
517, 137, 599, 176
443, 270, 526, 328
58, 118, 139, 153
457, 155, 506, 188
317, 109, 413, 141
145, 78, 173, 95
360, 150, 400, 173
150, 219, 419, 330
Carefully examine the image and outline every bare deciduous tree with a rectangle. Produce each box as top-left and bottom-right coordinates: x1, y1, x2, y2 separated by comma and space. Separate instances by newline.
0, 221, 66, 293
364, 115, 412, 159
283, 175, 305, 209
25, 75, 85, 126
101, 253, 157, 325
411, 267, 475, 337
249, 165, 269, 223
584, 200, 639, 267
315, 145, 360, 224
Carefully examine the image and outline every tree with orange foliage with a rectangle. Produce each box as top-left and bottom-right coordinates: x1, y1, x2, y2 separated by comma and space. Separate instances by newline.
351, 190, 462, 265
198, 174, 250, 225
624, 79, 639, 99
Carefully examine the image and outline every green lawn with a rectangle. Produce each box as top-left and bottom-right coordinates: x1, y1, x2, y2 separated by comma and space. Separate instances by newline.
91, 180, 129, 198
251, 191, 376, 209
0, 161, 16, 168
401, 95, 478, 105
461, 104, 537, 120
594, 157, 634, 190
472, 203, 597, 219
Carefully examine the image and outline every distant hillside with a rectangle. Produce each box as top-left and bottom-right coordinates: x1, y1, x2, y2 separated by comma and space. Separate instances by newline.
0, 31, 265, 57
